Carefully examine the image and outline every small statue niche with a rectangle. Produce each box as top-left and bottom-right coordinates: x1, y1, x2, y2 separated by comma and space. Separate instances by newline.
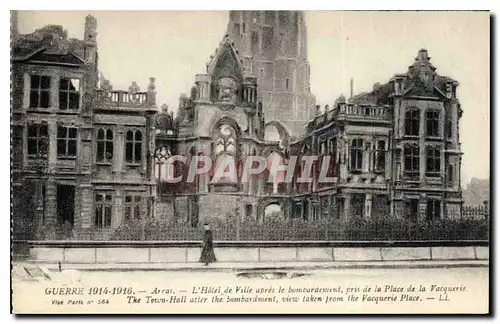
216, 77, 238, 103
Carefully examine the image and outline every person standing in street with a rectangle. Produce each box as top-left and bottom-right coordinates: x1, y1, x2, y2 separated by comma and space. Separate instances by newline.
200, 223, 216, 266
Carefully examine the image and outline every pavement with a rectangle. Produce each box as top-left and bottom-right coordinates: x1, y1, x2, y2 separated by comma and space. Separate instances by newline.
14, 260, 489, 272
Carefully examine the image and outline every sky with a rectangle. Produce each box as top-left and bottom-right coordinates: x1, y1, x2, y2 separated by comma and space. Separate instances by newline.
16, 11, 490, 186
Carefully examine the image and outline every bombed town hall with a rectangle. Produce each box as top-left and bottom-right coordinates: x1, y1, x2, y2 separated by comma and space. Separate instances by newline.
11, 11, 464, 240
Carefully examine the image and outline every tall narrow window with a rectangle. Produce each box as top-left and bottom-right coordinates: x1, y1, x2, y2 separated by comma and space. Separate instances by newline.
446, 113, 452, 139
242, 22, 246, 33
426, 110, 440, 137
125, 194, 142, 221
374, 139, 386, 173
349, 139, 363, 172
330, 138, 337, 176
426, 198, 441, 222
251, 30, 259, 52
59, 78, 80, 110
125, 130, 143, 164
404, 108, 420, 136
404, 199, 419, 221
29, 75, 51, 108
96, 128, 114, 163
447, 164, 454, 185
57, 126, 78, 158
245, 204, 253, 218
95, 193, 112, 228
426, 146, 441, 177
27, 124, 48, 158
404, 144, 420, 179
285, 78, 289, 90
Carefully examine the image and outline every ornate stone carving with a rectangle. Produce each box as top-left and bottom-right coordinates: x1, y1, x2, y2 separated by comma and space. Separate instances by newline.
155, 146, 172, 163
213, 124, 237, 156
402, 49, 437, 95
99, 73, 113, 99
190, 85, 198, 100
129, 81, 140, 94
148, 77, 156, 93
217, 77, 238, 103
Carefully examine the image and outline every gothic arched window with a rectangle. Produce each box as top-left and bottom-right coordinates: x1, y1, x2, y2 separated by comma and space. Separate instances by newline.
213, 124, 237, 157
155, 146, 172, 181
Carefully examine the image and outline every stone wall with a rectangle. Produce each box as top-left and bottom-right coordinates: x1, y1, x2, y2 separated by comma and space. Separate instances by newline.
27, 244, 489, 264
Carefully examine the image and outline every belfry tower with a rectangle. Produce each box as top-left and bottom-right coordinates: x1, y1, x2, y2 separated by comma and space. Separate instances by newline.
226, 11, 316, 136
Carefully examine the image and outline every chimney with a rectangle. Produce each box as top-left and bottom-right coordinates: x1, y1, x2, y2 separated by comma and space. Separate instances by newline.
84, 15, 98, 64
83, 15, 98, 90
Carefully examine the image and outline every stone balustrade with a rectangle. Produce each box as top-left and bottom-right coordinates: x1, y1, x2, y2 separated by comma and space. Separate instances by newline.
338, 103, 391, 119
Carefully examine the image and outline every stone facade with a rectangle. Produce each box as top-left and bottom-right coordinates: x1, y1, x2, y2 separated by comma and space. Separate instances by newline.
11, 12, 463, 241
305, 49, 464, 222
11, 16, 157, 240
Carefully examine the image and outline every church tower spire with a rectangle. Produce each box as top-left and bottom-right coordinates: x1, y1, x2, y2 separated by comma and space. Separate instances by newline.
226, 11, 316, 136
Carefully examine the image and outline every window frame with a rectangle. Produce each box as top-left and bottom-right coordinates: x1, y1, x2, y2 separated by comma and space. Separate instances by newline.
425, 145, 441, 177
95, 192, 112, 229
96, 127, 114, 164
426, 198, 441, 222
374, 139, 386, 173
29, 75, 51, 109
447, 164, 454, 185
404, 198, 419, 221
349, 138, 363, 173
27, 124, 49, 158
58, 77, 81, 110
124, 194, 143, 221
403, 143, 420, 180
57, 126, 78, 159
426, 110, 441, 138
404, 108, 420, 137
125, 129, 143, 165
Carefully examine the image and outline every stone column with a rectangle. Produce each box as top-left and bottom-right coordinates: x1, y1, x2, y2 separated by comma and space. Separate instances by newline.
113, 189, 124, 229
72, 182, 82, 235
363, 139, 371, 173
419, 108, 426, 182
45, 178, 57, 239
22, 73, 30, 110
48, 121, 58, 170
343, 194, 351, 221
364, 193, 372, 219
79, 185, 93, 230
195, 74, 210, 102
385, 138, 391, 180
114, 125, 124, 176
419, 194, 427, 221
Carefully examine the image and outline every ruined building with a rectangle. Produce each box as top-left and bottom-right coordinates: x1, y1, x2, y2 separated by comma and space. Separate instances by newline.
11, 11, 463, 240
226, 11, 316, 137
